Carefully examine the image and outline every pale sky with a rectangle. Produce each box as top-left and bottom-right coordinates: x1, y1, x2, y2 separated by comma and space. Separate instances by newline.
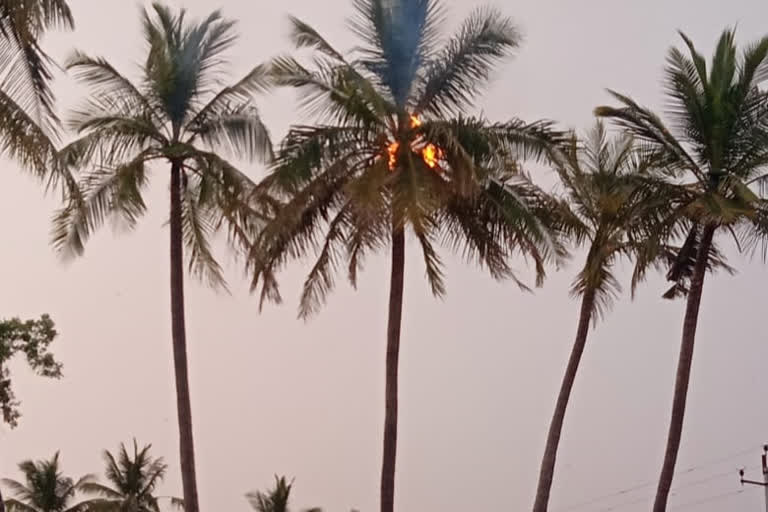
2, 1, 768, 511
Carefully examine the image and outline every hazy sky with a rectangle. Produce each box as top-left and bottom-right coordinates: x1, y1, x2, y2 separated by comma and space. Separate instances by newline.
2, 1, 768, 511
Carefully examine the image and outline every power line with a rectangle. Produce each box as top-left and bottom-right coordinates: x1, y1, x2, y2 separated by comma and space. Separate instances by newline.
589, 468, 753, 512
554, 445, 758, 512
669, 489, 745, 510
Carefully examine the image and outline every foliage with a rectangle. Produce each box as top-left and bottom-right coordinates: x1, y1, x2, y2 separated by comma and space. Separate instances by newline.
0, 0, 74, 187
249, 0, 565, 316
246, 477, 322, 512
52, 2, 274, 288
549, 122, 678, 319
0, 315, 62, 428
596, 28, 768, 295
2, 453, 92, 512
79, 441, 181, 512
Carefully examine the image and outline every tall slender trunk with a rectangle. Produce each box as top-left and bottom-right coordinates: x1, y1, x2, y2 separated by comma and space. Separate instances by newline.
0, 482, 5, 512
652, 225, 715, 512
380, 225, 405, 512
532, 288, 596, 512
170, 162, 200, 512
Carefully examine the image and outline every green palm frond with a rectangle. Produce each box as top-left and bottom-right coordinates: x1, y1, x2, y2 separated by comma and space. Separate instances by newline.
186, 62, 272, 131
0, 86, 66, 186
188, 104, 273, 161
415, 7, 519, 117
595, 90, 702, 179
287, 16, 346, 62
270, 54, 391, 128
0, 0, 73, 124
180, 171, 227, 290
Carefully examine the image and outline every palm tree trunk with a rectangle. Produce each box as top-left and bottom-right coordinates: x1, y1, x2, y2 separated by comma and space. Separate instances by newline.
532, 288, 596, 512
652, 225, 715, 512
170, 162, 200, 512
380, 225, 405, 512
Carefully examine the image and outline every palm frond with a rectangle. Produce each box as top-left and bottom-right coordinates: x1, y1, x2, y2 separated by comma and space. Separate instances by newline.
0, 0, 74, 124
595, 90, 703, 179
186, 62, 272, 130
65, 51, 158, 121
189, 103, 273, 161
270, 55, 390, 128
287, 16, 346, 62
3, 499, 38, 512
179, 171, 227, 290
416, 7, 519, 116
0, 86, 62, 185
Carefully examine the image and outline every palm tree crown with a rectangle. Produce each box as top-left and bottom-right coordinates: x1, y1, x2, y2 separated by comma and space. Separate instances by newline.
79, 441, 179, 512
250, 0, 561, 314
2, 453, 92, 512
246, 477, 321, 512
596, 29, 768, 293
55, 1, 272, 276
553, 122, 673, 314
596, 28, 768, 512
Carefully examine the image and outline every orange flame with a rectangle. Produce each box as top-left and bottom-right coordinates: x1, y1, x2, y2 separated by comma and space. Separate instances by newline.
387, 141, 399, 170
386, 114, 443, 171
422, 143, 442, 169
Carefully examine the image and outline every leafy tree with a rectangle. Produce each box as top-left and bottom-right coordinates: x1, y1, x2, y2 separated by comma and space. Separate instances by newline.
596, 29, 768, 511
52, 5, 273, 512
248, 1, 561, 511
79, 440, 181, 512
2, 453, 92, 512
532, 123, 673, 511
0, 314, 62, 428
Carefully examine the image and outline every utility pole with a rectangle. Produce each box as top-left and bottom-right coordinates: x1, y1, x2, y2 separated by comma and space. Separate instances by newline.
739, 445, 768, 512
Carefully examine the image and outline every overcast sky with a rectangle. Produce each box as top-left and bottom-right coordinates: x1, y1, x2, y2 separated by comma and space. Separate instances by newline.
2, 0, 768, 511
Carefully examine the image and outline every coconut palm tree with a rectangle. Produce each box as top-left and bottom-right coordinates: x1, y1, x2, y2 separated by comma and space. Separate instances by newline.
2, 453, 92, 512
246, 477, 321, 512
0, 0, 73, 184
248, 1, 561, 510
79, 440, 181, 512
596, 28, 768, 512
532, 122, 675, 512
52, 5, 273, 512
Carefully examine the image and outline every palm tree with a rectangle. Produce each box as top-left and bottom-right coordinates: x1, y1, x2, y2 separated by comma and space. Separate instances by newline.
79, 440, 181, 512
248, 2, 561, 510
2, 453, 92, 512
0, 0, 74, 184
52, 5, 273, 512
596, 29, 768, 512
245, 477, 321, 512
532, 123, 674, 512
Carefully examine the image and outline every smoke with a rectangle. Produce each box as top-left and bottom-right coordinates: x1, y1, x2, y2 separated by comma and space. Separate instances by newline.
376, 0, 430, 106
